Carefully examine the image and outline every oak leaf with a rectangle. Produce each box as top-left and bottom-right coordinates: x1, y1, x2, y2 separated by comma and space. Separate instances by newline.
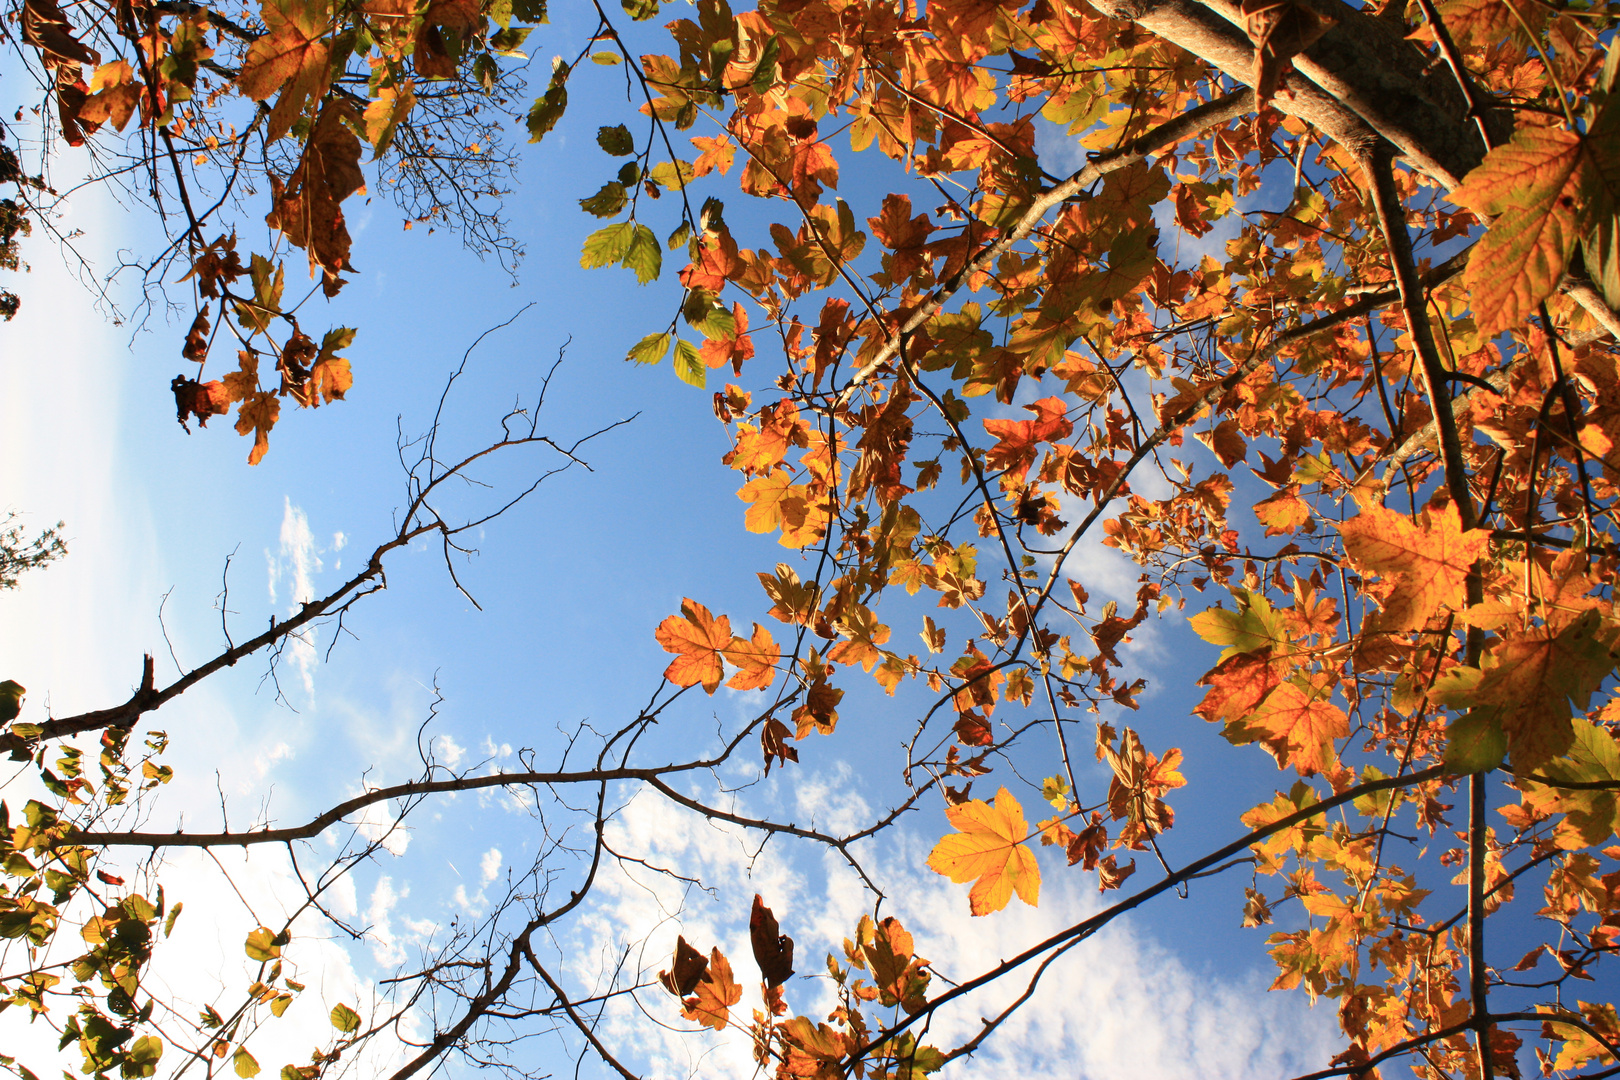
926, 786, 1040, 915
654, 599, 731, 693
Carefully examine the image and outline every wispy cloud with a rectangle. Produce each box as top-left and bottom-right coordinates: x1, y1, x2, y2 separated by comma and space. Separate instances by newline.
266, 498, 325, 697
573, 780, 1335, 1079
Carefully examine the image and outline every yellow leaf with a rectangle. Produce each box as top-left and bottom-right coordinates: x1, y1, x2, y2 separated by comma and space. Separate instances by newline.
654, 599, 731, 693
926, 787, 1040, 914
1337, 503, 1488, 631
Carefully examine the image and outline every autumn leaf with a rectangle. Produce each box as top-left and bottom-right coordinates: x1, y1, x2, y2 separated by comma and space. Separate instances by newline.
236, 0, 332, 142
235, 391, 281, 465
926, 786, 1040, 914
1451, 126, 1584, 335
658, 936, 708, 996
723, 622, 779, 691
654, 598, 731, 693
1337, 503, 1489, 631
363, 79, 416, 157
1229, 678, 1349, 776
749, 895, 794, 988
680, 947, 741, 1031
1435, 610, 1618, 773
265, 101, 365, 295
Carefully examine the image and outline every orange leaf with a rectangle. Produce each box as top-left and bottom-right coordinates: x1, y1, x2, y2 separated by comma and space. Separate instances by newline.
1451, 126, 1583, 335
926, 786, 1040, 915
1337, 503, 1489, 631
1234, 680, 1349, 776
655, 599, 732, 693
724, 623, 779, 691
680, 947, 741, 1031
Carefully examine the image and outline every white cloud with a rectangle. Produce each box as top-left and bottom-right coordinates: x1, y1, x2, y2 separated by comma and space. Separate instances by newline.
571, 779, 1335, 1080
267, 498, 324, 696
355, 792, 412, 856
480, 847, 503, 885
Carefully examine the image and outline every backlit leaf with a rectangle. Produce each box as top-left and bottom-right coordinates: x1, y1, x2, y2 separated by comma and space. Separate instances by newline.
926, 787, 1040, 914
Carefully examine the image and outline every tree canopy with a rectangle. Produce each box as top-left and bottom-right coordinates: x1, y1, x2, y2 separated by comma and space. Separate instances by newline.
5, 0, 1620, 1077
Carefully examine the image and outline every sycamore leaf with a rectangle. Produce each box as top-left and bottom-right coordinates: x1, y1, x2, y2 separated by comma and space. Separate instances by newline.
237, 0, 332, 143
654, 598, 731, 693
1337, 503, 1488, 631
265, 101, 365, 294
926, 786, 1040, 915
1437, 610, 1618, 773
680, 947, 740, 1031
1452, 126, 1583, 335
1521, 719, 1620, 846
723, 623, 778, 691
659, 936, 708, 996
1188, 590, 1288, 661
748, 894, 794, 988
1231, 679, 1349, 776
363, 80, 416, 158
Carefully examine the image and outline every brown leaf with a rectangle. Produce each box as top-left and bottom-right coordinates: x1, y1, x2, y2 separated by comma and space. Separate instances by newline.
265, 101, 365, 294
658, 936, 708, 997
748, 895, 794, 989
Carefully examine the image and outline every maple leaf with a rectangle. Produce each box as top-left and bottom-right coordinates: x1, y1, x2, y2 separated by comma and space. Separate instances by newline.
658, 936, 708, 996
723, 622, 778, 691
738, 471, 795, 534
654, 599, 732, 693
1521, 719, 1620, 848
926, 786, 1040, 915
265, 101, 365, 295
1451, 126, 1587, 335
235, 391, 281, 465
236, 0, 332, 143
1337, 503, 1489, 631
363, 80, 416, 158
680, 947, 741, 1031
1229, 678, 1349, 776
1437, 610, 1618, 773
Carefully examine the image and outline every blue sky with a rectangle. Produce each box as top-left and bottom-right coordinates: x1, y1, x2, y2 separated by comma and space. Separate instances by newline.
0, 12, 1358, 1076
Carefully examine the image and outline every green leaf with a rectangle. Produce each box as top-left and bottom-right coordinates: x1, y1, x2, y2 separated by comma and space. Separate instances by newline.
0, 681, 23, 722
330, 1002, 361, 1033
751, 35, 781, 95
512, 0, 547, 20
233, 1049, 261, 1078
673, 338, 704, 387
269, 993, 292, 1017
621, 0, 659, 20
525, 60, 570, 144
1444, 709, 1506, 774
682, 290, 734, 338
597, 124, 634, 156
581, 222, 634, 269
627, 332, 671, 365
244, 926, 282, 962
489, 27, 530, 55
1041, 775, 1071, 809
617, 161, 641, 186
648, 159, 695, 190
623, 224, 662, 284
125, 1035, 163, 1078
579, 182, 628, 218
667, 220, 692, 250
590, 50, 621, 65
